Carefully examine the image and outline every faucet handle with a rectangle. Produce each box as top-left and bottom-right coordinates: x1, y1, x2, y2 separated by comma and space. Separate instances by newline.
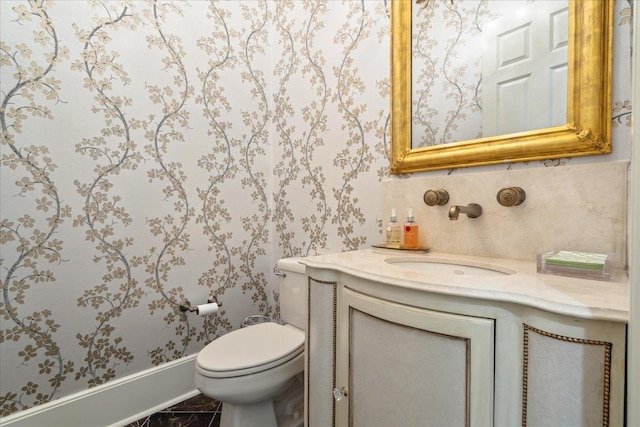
424, 189, 449, 206
497, 187, 526, 207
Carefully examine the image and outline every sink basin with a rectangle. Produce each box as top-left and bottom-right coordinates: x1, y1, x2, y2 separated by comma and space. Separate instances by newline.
385, 257, 515, 277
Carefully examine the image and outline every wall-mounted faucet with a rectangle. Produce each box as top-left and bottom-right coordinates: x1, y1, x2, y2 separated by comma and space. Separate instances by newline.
449, 203, 483, 220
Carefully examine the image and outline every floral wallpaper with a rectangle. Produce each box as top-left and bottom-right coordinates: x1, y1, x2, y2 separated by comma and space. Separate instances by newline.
0, 0, 632, 419
0, 0, 389, 416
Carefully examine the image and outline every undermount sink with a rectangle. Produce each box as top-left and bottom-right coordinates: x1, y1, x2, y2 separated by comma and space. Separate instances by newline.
385, 257, 516, 277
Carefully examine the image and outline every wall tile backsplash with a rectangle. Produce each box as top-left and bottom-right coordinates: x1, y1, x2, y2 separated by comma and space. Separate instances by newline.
384, 162, 629, 268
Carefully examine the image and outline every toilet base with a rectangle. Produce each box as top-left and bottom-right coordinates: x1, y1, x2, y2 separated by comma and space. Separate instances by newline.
274, 372, 304, 427
221, 399, 277, 427
218, 373, 304, 427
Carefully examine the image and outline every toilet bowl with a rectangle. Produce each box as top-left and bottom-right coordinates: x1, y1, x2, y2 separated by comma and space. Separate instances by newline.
195, 258, 306, 427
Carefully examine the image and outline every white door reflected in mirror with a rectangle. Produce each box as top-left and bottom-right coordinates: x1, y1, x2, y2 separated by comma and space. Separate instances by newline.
482, 1, 568, 136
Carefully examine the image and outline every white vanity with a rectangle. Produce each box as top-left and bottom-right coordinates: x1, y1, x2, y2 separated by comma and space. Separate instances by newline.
301, 249, 628, 427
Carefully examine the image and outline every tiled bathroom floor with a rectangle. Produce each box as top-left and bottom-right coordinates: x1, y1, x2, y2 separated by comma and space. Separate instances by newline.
124, 394, 222, 427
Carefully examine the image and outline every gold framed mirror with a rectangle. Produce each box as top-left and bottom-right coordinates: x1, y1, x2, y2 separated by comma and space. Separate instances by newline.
390, 0, 613, 174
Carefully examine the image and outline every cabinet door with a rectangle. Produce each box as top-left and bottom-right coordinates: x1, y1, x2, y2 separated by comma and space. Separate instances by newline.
336, 288, 494, 427
521, 318, 626, 427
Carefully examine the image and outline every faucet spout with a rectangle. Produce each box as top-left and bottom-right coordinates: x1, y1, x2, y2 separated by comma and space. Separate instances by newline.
449, 203, 483, 220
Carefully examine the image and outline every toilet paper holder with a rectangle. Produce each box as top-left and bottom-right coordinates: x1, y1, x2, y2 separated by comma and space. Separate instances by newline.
179, 295, 222, 313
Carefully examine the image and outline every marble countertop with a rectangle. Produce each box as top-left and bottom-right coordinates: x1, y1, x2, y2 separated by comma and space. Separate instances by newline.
301, 248, 629, 323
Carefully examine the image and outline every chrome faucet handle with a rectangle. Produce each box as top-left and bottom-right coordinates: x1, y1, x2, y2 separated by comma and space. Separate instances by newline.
497, 187, 526, 207
424, 189, 450, 206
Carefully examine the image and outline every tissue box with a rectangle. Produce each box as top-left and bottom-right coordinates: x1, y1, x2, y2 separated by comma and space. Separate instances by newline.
537, 250, 611, 281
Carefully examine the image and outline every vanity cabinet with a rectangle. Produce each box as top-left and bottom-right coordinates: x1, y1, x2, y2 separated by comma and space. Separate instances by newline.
303, 253, 627, 427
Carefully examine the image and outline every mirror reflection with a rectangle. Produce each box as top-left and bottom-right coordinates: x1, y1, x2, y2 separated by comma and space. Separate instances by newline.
411, 0, 569, 149
391, 0, 613, 174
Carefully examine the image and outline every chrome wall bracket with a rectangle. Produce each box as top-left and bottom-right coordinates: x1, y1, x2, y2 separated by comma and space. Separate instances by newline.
179, 295, 222, 313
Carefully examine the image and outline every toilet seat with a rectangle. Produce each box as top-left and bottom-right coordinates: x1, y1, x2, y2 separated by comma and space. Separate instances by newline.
197, 322, 304, 379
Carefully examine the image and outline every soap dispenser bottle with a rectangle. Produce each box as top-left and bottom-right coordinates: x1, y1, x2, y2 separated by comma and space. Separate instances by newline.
403, 208, 419, 249
385, 208, 401, 248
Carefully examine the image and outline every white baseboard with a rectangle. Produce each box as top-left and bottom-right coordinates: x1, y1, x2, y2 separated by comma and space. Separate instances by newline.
0, 354, 199, 427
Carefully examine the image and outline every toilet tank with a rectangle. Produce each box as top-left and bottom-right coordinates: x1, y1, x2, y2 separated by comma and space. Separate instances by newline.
277, 257, 307, 331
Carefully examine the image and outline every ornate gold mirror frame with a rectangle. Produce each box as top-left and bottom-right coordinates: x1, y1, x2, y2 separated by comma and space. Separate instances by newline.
390, 0, 613, 174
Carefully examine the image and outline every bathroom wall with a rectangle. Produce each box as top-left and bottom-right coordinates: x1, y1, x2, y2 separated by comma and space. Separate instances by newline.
385, 0, 633, 267
384, 162, 629, 266
0, 0, 633, 419
0, 0, 389, 417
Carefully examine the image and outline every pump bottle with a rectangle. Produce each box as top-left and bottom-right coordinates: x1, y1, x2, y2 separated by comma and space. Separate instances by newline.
385, 208, 401, 248
403, 208, 419, 249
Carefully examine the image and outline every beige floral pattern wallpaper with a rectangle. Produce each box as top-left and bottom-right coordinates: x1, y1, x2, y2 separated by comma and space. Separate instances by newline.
0, 0, 632, 419
0, 0, 390, 416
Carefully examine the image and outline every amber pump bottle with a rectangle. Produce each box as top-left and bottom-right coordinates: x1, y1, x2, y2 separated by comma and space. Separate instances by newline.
403, 208, 419, 249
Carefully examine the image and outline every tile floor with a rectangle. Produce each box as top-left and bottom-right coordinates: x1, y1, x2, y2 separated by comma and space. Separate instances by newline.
124, 394, 222, 427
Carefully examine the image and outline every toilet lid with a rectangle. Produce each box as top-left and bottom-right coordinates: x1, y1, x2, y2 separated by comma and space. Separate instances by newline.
197, 322, 304, 374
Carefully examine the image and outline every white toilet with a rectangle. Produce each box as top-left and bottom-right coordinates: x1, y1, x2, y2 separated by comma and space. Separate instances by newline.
195, 258, 306, 427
